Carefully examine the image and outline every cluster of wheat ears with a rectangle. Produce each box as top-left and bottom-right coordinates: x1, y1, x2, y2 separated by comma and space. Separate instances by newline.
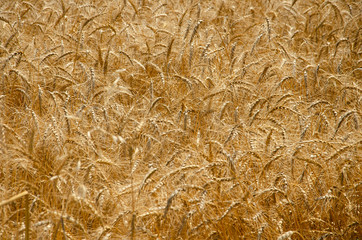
0, 0, 361, 239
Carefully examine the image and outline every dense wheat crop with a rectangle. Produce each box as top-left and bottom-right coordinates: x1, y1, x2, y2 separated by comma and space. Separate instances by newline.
0, 0, 361, 239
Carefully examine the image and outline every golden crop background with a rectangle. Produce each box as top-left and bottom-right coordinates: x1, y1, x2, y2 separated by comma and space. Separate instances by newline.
0, 0, 361, 239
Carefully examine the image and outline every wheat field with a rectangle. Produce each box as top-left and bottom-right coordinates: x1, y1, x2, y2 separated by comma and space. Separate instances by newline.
0, 0, 361, 239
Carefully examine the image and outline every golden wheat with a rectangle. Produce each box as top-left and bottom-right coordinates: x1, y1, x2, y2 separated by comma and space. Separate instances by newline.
0, 0, 360, 239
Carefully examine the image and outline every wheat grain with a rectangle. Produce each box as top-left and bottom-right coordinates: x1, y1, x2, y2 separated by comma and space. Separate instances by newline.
166, 38, 174, 63
250, 33, 263, 55
332, 110, 356, 139
190, 20, 203, 44
265, 18, 271, 42
163, 188, 183, 218
218, 202, 240, 221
